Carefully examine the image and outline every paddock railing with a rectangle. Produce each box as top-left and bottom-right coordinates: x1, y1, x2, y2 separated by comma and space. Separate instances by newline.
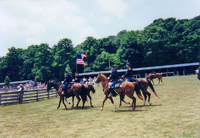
0, 88, 57, 106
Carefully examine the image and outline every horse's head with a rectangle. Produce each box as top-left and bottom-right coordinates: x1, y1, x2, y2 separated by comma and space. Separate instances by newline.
95, 73, 103, 83
88, 84, 96, 93
46, 81, 52, 92
47, 81, 61, 91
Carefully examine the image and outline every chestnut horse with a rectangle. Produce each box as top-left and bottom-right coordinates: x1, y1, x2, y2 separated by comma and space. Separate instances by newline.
47, 81, 87, 109
119, 79, 159, 107
95, 73, 143, 111
146, 73, 163, 85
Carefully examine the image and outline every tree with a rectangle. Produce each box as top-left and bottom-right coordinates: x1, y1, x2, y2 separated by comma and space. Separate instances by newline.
51, 38, 76, 81
4, 76, 10, 86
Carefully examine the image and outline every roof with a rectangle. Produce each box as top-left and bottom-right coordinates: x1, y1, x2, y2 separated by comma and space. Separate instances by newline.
79, 62, 199, 76
0, 80, 31, 86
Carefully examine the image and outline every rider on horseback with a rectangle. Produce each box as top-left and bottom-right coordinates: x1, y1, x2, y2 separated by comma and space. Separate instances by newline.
108, 65, 119, 97
75, 71, 81, 83
62, 70, 72, 95
122, 63, 136, 82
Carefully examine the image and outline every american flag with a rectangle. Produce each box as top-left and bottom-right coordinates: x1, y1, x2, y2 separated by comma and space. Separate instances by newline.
76, 53, 87, 65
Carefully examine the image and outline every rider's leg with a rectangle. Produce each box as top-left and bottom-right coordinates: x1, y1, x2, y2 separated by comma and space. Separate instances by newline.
108, 79, 118, 97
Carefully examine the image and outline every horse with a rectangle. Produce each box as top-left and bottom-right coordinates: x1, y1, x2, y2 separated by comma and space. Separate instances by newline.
95, 73, 143, 111
46, 81, 70, 104
146, 73, 163, 85
47, 81, 87, 109
47, 81, 96, 107
119, 79, 159, 107
70, 84, 96, 107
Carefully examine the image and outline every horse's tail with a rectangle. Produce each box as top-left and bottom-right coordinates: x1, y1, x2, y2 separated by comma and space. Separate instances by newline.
133, 82, 143, 101
80, 85, 87, 102
147, 79, 159, 98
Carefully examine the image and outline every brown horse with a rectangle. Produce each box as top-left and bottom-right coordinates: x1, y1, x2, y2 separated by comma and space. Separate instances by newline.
119, 79, 159, 107
47, 81, 87, 109
146, 73, 163, 85
46, 81, 70, 104
70, 84, 96, 107
95, 73, 143, 111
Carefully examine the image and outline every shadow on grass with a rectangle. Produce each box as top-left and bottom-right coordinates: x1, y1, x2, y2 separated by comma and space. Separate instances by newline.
115, 109, 148, 112
136, 104, 162, 107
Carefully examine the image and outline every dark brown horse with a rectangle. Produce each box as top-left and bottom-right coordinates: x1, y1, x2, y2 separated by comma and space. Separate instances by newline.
46, 81, 70, 104
70, 84, 96, 107
146, 73, 163, 85
95, 73, 143, 111
47, 81, 87, 109
119, 79, 159, 107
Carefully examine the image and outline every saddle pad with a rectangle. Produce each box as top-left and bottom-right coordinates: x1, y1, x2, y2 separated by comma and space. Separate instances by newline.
114, 82, 123, 88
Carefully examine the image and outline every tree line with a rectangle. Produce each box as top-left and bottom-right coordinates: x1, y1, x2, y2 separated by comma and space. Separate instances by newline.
0, 15, 199, 83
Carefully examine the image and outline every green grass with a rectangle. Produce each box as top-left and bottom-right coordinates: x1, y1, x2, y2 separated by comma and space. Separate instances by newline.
0, 75, 200, 138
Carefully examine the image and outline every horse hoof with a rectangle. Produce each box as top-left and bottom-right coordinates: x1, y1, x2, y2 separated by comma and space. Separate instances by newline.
68, 102, 71, 104
101, 108, 103, 111
91, 105, 93, 107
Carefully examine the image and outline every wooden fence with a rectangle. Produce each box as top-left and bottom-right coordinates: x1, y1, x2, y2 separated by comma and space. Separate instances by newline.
0, 88, 57, 106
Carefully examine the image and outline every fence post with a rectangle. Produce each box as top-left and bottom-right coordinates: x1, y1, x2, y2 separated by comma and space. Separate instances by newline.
19, 91, 22, 104
0, 94, 2, 106
37, 90, 38, 101
48, 90, 49, 99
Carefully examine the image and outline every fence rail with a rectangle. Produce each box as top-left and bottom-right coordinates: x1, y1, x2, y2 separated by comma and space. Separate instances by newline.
0, 88, 57, 106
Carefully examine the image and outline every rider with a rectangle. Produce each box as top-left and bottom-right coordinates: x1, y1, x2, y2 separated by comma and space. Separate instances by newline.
74, 71, 81, 83
122, 63, 135, 82
108, 65, 119, 97
62, 70, 72, 94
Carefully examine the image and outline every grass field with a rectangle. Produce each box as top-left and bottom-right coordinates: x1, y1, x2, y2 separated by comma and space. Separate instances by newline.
0, 75, 200, 138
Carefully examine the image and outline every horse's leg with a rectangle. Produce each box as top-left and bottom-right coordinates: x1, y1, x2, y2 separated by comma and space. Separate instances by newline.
108, 97, 116, 112
75, 95, 81, 109
57, 96, 62, 109
119, 95, 130, 107
71, 96, 74, 107
65, 97, 70, 104
87, 93, 93, 107
62, 96, 67, 109
152, 79, 154, 85
146, 91, 151, 105
101, 96, 108, 111
158, 78, 160, 85
142, 92, 147, 106
126, 94, 136, 111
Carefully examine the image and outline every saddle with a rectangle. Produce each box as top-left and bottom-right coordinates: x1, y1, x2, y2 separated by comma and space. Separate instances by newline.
108, 79, 124, 89
62, 82, 74, 90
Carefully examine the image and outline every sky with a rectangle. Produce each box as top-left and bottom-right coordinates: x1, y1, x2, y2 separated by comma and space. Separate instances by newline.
0, 0, 200, 57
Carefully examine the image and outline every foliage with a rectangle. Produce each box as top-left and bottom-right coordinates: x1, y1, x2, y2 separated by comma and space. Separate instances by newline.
0, 16, 199, 82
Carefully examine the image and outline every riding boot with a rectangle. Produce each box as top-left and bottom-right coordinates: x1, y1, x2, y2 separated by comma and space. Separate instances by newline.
108, 88, 116, 97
